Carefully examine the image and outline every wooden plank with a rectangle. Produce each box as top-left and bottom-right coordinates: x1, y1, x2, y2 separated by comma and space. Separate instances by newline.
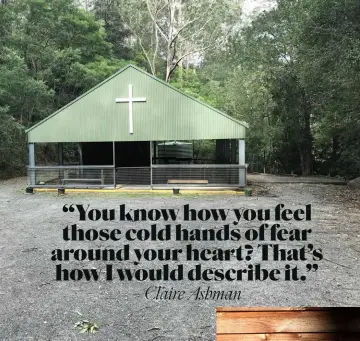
167, 179, 209, 184
62, 178, 103, 185
216, 307, 329, 312
217, 333, 360, 341
216, 310, 360, 334
62, 179, 101, 182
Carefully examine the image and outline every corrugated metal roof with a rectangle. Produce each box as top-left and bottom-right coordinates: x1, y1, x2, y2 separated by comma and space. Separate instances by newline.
27, 65, 247, 143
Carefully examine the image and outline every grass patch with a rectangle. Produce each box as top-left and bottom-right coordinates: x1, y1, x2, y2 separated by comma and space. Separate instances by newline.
74, 320, 99, 334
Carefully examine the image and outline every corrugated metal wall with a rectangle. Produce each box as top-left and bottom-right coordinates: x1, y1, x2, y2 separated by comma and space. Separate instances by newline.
27, 65, 247, 143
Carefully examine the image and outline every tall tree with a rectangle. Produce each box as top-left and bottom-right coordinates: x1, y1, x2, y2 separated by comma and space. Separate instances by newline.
218, 0, 360, 177
219, 0, 316, 175
91, 0, 133, 60
115, 0, 242, 81
0, 0, 136, 177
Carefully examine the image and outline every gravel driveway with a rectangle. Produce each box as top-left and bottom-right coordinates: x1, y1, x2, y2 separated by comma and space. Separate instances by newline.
0, 178, 359, 341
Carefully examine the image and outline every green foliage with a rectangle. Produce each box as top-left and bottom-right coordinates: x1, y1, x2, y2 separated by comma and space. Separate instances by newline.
2, 0, 360, 180
74, 320, 99, 334
0, 0, 137, 178
213, 0, 360, 177
75, 57, 139, 89
0, 48, 52, 176
295, 0, 360, 177
0, 48, 53, 122
170, 66, 226, 108
92, 0, 133, 59
0, 116, 27, 176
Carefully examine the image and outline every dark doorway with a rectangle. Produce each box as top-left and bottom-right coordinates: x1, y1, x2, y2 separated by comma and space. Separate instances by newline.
81, 141, 150, 167
115, 141, 150, 185
115, 142, 150, 167
82, 142, 113, 165
81, 141, 151, 185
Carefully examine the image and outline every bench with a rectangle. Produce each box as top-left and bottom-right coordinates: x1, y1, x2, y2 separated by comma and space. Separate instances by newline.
168, 179, 209, 184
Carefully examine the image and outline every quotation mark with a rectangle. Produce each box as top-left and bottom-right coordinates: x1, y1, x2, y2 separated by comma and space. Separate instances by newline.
306, 264, 319, 272
63, 204, 75, 213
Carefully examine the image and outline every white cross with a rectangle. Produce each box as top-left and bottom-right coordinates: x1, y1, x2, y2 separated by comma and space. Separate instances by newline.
115, 84, 146, 134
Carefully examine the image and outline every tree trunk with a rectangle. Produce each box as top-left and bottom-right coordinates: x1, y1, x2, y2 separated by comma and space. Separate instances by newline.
165, 62, 171, 82
330, 134, 339, 164
300, 142, 313, 176
300, 89, 313, 176
165, 1, 176, 82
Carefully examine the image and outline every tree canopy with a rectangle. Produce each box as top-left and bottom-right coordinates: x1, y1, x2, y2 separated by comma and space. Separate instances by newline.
1, 0, 360, 179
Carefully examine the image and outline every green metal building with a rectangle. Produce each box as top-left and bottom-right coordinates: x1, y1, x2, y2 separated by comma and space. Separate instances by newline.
26, 64, 248, 189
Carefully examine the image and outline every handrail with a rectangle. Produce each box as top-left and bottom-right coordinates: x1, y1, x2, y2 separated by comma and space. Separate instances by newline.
28, 164, 246, 169
27, 165, 114, 169
151, 164, 247, 169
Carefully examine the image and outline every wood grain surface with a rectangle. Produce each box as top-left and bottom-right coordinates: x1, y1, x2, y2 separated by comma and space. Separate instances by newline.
217, 333, 360, 341
216, 308, 360, 341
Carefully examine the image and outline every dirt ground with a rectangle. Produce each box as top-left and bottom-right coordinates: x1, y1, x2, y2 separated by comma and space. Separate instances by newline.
0, 178, 359, 341
247, 173, 347, 184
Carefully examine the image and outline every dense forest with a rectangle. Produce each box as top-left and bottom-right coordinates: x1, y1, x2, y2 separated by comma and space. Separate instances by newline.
0, 0, 359, 179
